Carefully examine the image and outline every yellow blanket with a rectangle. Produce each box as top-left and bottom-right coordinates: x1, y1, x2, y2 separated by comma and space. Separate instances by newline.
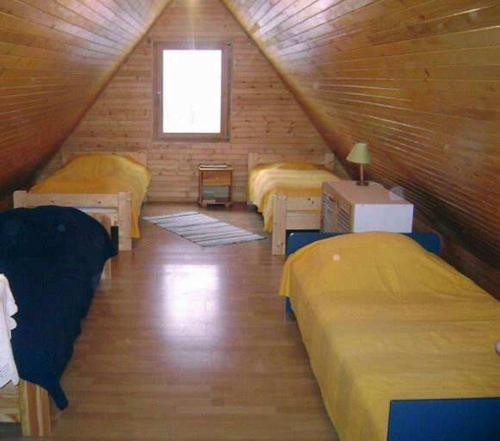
248, 162, 340, 231
31, 154, 151, 238
280, 233, 500, 441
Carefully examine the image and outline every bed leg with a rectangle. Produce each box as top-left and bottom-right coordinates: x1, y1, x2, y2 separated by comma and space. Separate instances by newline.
272, 195, 287, 255
19, 381, 52, 437
118, 192, 132, 251
285, 298, 296, 321
119, 237, 132, 251
102, 259, 112, 279
13, 191, 28, 208
88, 214, 114, 278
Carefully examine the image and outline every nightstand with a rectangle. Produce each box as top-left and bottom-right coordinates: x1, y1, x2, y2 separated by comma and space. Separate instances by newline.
198, 164, 233, 208
321, 181, 413, 233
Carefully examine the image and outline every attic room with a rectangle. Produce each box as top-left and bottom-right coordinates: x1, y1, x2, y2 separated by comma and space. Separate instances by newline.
0, 0, 498, 439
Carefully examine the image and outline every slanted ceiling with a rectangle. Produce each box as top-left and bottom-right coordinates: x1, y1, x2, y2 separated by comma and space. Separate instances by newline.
0, 0, 498, 292
0, 0, 170, 199
223, 0, 499, 292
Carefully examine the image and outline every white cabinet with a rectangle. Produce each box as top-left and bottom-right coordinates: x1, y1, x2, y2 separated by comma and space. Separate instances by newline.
321, 181, 414, 233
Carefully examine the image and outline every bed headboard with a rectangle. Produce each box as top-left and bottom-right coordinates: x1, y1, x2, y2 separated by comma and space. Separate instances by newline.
286, 232, 442, 256
248, 152, 335, 174
62, 151, 148, 167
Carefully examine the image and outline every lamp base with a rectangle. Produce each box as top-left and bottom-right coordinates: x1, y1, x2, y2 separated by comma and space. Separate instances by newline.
356, 180, 369, 186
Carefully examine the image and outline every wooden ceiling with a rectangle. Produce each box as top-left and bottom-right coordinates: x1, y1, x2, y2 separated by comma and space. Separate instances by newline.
0, 0, 498, 290
0, 0, 170, 198
223, 0, 499, 290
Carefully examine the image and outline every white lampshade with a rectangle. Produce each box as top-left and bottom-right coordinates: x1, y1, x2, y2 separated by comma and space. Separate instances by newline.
347, 143, 371, 165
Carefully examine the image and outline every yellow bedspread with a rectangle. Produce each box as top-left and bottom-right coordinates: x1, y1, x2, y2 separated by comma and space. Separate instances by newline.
248, 162, 340, 231
31, 154, 151, 238
279, 232, 500, 441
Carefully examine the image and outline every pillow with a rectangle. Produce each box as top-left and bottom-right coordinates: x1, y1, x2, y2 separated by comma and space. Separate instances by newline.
253, 162, 323, 172
273, 162, 323, 170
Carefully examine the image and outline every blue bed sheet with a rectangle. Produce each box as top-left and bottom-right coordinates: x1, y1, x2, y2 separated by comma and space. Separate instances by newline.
0, 206, 116, 409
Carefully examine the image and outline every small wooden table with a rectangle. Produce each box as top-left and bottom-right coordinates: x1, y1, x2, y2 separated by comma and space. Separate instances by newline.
198, 164, 233, 208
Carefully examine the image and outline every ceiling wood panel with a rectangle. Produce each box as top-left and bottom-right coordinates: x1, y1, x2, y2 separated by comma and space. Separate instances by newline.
0, 0, 171, 197
223, 0, 500, 294
1, 0, 498, 294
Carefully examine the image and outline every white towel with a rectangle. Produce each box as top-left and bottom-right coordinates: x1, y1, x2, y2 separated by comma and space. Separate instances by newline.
0, 274, 19, 388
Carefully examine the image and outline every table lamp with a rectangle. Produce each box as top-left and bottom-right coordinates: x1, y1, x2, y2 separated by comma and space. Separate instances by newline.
347, 142, 371, 186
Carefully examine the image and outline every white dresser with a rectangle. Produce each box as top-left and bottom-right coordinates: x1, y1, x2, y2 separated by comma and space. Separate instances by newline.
321, 181, 414, 233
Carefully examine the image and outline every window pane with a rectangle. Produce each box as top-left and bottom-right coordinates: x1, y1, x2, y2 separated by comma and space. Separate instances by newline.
163, 49, 222, 134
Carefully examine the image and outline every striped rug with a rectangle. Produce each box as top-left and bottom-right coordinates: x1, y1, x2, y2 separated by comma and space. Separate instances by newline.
143, 211, 265, 247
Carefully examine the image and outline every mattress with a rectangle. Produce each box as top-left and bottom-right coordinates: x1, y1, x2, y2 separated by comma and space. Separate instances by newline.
279, 232, 500, 441
248, 162, 340, 231
31, 154, 151, 238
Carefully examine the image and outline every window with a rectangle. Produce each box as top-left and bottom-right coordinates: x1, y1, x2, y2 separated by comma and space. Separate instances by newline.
154, 42, 231, 141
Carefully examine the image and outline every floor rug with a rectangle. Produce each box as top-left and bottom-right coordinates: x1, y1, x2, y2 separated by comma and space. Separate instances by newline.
143, 211, 265, 247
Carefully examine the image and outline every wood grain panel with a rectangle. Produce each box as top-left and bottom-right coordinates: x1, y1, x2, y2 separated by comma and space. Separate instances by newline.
0, 383, 20, 423
0, 0, 171, 201
223, 0, 500, 295
60, 0, 332, 202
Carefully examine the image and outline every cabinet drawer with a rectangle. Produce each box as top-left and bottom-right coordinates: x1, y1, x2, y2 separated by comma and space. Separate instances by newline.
203, 186, 230, 201
202, 170, 232, 185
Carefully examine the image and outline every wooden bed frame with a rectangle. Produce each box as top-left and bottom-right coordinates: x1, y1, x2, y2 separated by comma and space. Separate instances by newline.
1, 172, 122, 436
1, 152, 146, 435
0, 258, 113, 438
247, 152, 335, 256
0, 381, 54, 437
13, 151, 148, 252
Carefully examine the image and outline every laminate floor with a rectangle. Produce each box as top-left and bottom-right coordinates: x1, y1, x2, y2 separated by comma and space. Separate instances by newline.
1, 203, 338, 440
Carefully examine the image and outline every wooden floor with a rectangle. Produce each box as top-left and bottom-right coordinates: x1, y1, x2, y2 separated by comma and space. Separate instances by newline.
2, 203, 338, 440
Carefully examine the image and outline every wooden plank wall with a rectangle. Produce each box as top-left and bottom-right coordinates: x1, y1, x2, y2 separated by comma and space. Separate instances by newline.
223, 0, 500, 295
60, 0, 332, 202
0, 0, 171, 202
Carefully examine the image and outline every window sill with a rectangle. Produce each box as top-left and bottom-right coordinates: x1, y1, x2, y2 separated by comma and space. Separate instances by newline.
153, 134, 231, 143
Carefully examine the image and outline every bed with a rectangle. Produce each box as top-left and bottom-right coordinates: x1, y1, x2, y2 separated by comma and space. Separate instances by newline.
13, 151, 151, 251
247, 152, 340, 255
0, 206, 115, 436
280, 232, 500, 441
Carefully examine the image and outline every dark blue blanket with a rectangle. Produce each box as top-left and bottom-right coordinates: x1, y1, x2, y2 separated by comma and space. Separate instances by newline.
0, 206, 116, 409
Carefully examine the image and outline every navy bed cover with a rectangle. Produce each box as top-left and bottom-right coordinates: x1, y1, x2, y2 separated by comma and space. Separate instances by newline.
0, 206, 116, 409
